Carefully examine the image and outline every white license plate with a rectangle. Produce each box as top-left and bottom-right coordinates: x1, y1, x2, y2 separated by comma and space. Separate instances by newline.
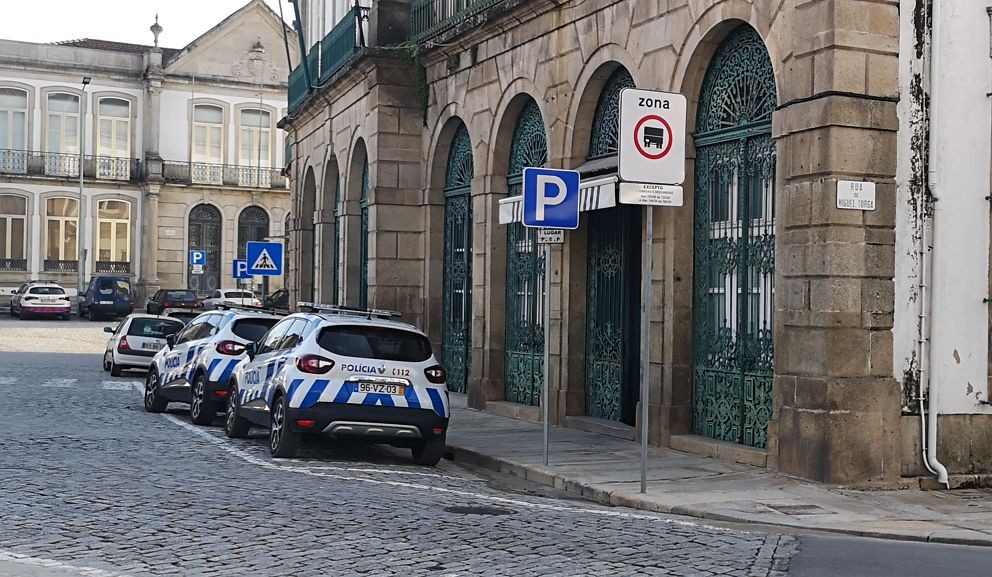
141, 342, 162, 350
357, 382, 404, 396
40, 299, 56, 304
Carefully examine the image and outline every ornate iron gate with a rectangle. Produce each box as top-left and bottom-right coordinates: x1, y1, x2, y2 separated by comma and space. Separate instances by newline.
584, 68, 639, 423
188, 204, 222, 294
505, 100, 548, 406
359, 159, 369, 309
442, 125, 473, 394
238, 206, 270, 295
333, 175, 341, 304
692, 26, 777, 449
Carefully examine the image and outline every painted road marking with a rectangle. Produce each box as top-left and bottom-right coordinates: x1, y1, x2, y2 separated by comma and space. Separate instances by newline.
0, 549, 133, 577
41, 378, 77, 388
0, 377, 17, 385
102, 380, 139, 390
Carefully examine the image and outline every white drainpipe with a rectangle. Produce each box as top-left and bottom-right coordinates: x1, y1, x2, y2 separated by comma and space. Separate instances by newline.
923, 0, 950, 488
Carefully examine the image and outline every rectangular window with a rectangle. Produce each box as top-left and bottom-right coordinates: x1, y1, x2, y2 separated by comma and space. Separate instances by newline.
317, 325, 432, 362
46, 198, 78, 261
192, 105, 224, 184
97, 200, 130, 263
239, 109, 271, 187
0, 194, 26, 260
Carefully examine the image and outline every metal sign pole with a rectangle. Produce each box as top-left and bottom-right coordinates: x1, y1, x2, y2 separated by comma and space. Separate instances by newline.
543, 241, 552, 467
640, 207, 653, 494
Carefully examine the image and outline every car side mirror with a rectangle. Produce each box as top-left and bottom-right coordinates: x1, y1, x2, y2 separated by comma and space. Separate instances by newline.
103, 326, 114, 334
245, 341, 258, 360
165, 334, 176, 348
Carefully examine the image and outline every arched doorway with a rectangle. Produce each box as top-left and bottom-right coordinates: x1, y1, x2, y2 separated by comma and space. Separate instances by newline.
238, 206, 270, 295
583, 67, 640, 424
505, 99, 547, 406
692, 26, 777, 448
442, 124, 473, 394
320, 159, 340, 304
299, 166, 317, 302
359, 158, 369, 309
188, 204, 222, 293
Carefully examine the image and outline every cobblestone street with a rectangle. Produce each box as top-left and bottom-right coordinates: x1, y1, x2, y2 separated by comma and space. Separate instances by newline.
0, 320, 796, 576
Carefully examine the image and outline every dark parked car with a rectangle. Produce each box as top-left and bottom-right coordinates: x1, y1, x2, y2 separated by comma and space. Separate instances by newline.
79, 276, 134, 321
146, 289, 202, 315
263, 288, 289, 309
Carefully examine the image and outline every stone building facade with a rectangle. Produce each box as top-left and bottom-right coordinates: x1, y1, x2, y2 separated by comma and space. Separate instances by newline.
0, 0, 296, 302
284, 0, 991, 484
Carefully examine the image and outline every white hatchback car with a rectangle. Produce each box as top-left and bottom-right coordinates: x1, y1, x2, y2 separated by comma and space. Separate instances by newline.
12, 282, 71, 319
225, 303, 450, 465
203, 289, 261, 310
103, 314, 186, 376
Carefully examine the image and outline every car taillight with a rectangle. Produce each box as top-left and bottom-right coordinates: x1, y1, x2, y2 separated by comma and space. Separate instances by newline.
194, 302, 203, 308
119, 336, 130, 350
216, 340, 246, 356
424, 365, 446, 384
297, 355, 334, 374
162, 300, 173, 307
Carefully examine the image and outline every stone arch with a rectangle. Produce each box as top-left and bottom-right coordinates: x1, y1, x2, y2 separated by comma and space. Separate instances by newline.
344, 138, 369, 307
187, 203, 222, 293
564, 47, 639, 166
298, 165, 317, 303
318, 155, 341, 303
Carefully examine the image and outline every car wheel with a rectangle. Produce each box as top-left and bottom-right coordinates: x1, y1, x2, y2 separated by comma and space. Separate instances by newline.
269, 395, 300, 458
88, 307, 101, 322
190, 373, 216, 426
110, 360, 123, 377
102, 352, 112, 372
144, 369, 168, 413
19, 310, 29, 320
224, 384, 251, 438
411, 432, 446, 466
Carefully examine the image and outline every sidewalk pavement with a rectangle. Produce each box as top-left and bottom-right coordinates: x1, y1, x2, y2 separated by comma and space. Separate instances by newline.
443, 395, 992, 547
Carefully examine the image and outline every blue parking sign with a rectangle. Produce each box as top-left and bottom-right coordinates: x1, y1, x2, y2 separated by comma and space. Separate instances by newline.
189, 249, 206, 265
246, 241, 284, 276
522, 167, 580, 229
233, 259, 251, 280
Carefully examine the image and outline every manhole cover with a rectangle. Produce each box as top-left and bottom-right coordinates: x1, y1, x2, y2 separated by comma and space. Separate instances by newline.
764, 504, 829, 516
444, 505, 515, 516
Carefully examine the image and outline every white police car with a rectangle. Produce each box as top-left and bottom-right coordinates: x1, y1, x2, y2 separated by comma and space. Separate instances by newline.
224, 303, 450, 465
144, 307, 283, 425
103, 314, 185, 376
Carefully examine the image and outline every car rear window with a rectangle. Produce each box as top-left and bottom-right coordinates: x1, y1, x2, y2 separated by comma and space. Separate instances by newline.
30, 286, 65, 295
116, 280, 131, 295
166, 290, 195, 300
317, 325, 432, 362
128, 318, 184, 338
231, 318, 278, 342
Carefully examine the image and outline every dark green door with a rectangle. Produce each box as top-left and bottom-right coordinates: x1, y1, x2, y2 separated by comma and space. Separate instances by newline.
505, 100, 547, 406
585, 205, 640, 424
583, 67, 639, 423
692, 26, 777, 449
442, 125, 473, 394
359, 159, 369, 309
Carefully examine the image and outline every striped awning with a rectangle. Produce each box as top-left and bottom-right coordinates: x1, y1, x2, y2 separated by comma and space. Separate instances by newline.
498, 175, 618, 225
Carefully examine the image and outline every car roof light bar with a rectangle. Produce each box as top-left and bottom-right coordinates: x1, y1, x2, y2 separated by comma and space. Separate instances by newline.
296, 301, 402, 319
214, 302, 290, 315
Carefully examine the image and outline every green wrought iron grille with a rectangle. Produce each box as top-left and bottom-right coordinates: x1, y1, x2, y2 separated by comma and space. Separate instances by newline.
359, 159, 369, 309
442, 124, 473, 394
584, 67, 640, 423
692, 26, 777, 449
333, 175, 341, 305
505, 99, 548, 406
588, 68, 635, 159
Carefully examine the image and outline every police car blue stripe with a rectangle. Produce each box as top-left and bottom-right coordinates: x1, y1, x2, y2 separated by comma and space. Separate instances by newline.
426, 388, 446, 418
332, 382, 353, 404
219, 359, 239, 383
362, 393, 395, 407
286, 378, 305, 405
300, 379, 330, 409
403, 386, 421, 409
207, 358, 222, 380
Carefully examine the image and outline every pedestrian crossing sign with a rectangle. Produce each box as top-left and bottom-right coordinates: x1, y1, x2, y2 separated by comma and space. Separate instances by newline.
246, 241, 284, 276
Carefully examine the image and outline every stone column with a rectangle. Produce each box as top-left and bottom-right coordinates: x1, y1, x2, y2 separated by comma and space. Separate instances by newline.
773, 0, 901, 483
138, 184, 161, 303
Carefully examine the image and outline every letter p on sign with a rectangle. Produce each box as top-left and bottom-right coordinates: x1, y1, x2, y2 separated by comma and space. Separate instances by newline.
522, 167, 580, 229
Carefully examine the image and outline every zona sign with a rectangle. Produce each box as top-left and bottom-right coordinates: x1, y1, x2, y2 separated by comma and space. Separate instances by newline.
619, 88, 687, 186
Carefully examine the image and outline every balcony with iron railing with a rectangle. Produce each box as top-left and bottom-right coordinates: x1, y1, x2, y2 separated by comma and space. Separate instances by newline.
288, 2, 372, 114
95, 261, 131, 274
44, 260, 78, 273
0, 259, 27, 272
159, 161, 289, 190
0, 149, 140, 182
411, 0, 504, 44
